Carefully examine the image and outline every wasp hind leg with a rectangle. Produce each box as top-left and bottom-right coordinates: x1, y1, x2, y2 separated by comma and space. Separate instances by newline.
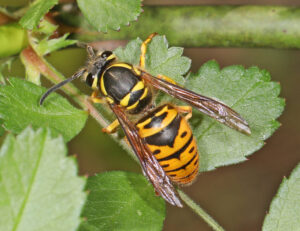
102, 119, 120, 134
157, 74, 178, 85
139, 34, 178, 86
139, 32, 158, 69
175, 105, 193, 121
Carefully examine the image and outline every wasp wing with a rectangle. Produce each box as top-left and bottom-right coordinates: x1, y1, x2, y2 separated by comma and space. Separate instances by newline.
141, 72, 251, 135
109, 104, 183, 207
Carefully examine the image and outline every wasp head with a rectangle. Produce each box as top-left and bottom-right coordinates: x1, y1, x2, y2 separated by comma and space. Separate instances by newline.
39, 47, 116, 105
83, 50, 116, 89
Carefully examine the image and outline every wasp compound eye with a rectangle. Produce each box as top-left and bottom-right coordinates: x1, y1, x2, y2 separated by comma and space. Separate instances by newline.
101, 51, 113, 59
86, 73, 95, 87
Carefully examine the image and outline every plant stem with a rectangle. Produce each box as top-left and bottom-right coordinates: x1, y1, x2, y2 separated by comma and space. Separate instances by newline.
177, 189, 225, 231
70, 6, 300, 49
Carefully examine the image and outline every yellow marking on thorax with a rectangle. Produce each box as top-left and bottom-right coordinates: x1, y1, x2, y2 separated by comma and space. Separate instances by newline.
100, 75, 107, 96
121, 81, 145, 107
110, 63, 133, 69
120, 93, 131, 107
91, 76, 98, 90
140, 88, 148, 100
126, 100, 139, 110
131, 80, 144, 92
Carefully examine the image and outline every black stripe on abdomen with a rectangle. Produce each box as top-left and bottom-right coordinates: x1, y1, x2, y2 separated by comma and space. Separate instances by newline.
176, 167, 198, 181
144, 115, 181, 147
156, 135, 194, 161
164, 153, 197, 173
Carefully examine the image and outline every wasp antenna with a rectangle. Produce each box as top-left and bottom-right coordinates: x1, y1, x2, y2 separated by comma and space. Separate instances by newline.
39, 69, 86, 105
76, 41, 87, 49
76, 42, 95, 59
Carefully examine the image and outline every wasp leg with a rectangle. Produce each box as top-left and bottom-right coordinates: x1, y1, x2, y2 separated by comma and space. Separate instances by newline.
102, 119, 120, 134
139, 32, 158, 69
89, 90, 105, 104
157, 74, 178, 85
175, 105, 193, 121
124, 136, 130, 147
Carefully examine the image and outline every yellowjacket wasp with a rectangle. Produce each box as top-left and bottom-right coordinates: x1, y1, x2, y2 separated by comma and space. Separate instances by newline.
40, 33, 251, 207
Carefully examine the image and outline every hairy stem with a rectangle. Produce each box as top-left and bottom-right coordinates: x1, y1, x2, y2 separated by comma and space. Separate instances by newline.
71, 6, 300, 49
1, 5, 300, 58
178, 189, 225, 231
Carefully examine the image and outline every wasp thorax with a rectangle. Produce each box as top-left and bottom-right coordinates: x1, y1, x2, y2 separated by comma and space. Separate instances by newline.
83, 51, 116, 89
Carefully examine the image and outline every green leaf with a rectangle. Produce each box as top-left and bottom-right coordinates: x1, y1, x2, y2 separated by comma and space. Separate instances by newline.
262, 163, 300, 231
36, 33, 77, 56
19, 0, 58, 30
145, 36, 191, 83
186, 62, 284, 171
114, 35, 191, 83
0, 78, 88, 141
77, 0, 143, 33
0, 127, 86, 231
114, 38, 143, 66
79, 171, 166, 231
0, 57, 15, 84
33, 19, 58, 35
114, 36, 284, 172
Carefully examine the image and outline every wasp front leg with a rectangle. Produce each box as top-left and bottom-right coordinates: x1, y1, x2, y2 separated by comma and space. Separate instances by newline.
89, 90, 105, 104
139, 32, 158, 69
175, 105, 193, 121
89, 91, 120, 133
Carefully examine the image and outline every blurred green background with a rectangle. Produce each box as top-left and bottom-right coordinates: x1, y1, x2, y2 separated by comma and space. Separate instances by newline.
1, 0, 300, 230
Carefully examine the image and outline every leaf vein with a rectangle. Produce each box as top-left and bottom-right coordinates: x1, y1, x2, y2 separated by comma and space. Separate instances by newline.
12, 133, 47, 231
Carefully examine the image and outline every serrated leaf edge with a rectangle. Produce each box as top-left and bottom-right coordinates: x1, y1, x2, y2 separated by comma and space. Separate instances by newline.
262, 163, 300, 231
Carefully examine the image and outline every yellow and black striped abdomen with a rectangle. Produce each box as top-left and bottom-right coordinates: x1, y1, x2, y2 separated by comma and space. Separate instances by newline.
136, 104, 199, 184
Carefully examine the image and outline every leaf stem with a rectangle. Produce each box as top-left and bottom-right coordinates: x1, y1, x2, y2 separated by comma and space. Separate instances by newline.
177, 189, 225, 231
21, 42, 224, 231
